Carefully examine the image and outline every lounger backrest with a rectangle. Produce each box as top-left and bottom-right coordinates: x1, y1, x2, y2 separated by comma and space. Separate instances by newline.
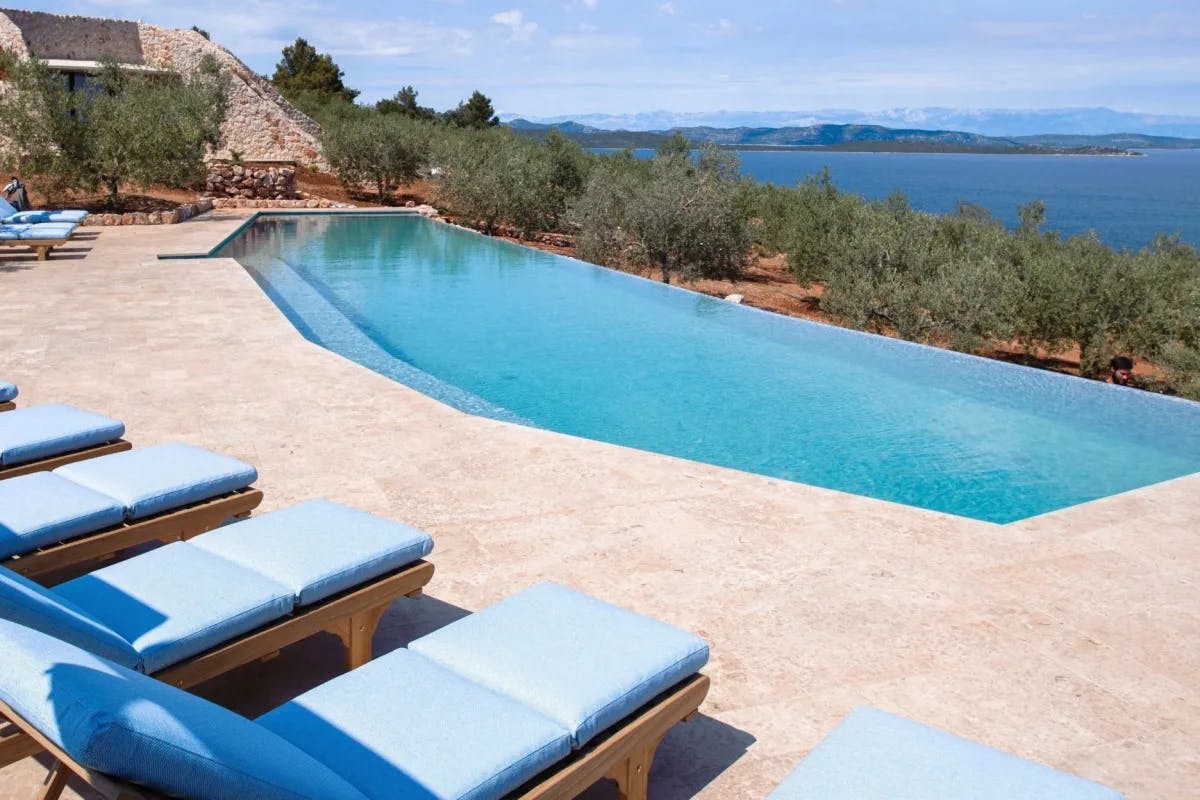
0, 197, 16, 218
409, 581, 711, 748
0, 617, 371, 800
0, 567, 142, 670
54, 442, 258, 520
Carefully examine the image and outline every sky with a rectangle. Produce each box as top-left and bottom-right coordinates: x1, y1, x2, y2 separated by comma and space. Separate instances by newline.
13, 1, 1200, 118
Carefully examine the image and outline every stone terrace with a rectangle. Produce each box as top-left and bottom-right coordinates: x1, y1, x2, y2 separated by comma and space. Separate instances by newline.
0, 216, 1197, 799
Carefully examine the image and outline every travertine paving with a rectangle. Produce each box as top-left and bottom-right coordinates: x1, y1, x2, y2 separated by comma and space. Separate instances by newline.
1, 214, 1197, 799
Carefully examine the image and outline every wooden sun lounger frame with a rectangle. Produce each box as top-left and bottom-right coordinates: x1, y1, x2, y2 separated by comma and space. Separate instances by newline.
0, 237, 69, 261
0, 439, 133, 480
0, 669, 706, 800
0, 401, 14, 412
3, 487, 265, 582
0, 558, 436, 778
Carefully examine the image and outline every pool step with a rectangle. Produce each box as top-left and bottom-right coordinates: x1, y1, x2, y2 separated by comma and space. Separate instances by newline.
243, 255, 529, 424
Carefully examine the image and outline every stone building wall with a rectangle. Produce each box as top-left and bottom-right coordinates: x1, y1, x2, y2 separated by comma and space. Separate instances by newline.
0, 9, 327, 168
0, 12, 25, 56
2, 9, 143, 62
137, 25, 327, 167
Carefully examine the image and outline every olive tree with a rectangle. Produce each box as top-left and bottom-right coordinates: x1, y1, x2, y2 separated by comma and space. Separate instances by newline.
434, 128, 516, 233
0, 56, 228, 201
0, 55, 86, 197
809, 193, 1020, 350
324, 111, 430, 202
573, 146, 749, 284
434, 129, 589, 237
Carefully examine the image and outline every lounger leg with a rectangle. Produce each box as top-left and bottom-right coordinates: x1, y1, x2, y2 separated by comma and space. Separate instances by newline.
334, 604, 389, 669
34, 246, 50, 262
35, 760, 68, 800
607, 735, 665, 800
0, 726, 44, 768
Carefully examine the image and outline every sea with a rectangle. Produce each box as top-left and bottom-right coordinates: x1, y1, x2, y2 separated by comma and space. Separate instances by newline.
596, 148, 1200, 250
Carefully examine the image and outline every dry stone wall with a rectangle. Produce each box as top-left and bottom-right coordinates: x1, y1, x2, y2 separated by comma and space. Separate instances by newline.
205, 162, 298, 200
2, 9, 142, 62
137, 24, 327, 167
81, 199, 214, 226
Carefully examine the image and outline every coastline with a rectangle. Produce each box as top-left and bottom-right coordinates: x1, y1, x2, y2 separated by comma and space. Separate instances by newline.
720, 143, 1144, 156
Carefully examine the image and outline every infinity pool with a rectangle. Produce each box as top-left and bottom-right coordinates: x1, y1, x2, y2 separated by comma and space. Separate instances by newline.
218, 213, 1200, 523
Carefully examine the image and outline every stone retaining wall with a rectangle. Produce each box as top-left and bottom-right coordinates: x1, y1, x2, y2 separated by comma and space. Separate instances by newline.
205, 162, 298, 200
212, 197, 351, 210
82, 198, 213, 226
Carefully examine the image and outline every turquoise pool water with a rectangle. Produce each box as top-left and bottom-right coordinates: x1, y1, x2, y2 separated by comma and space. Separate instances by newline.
218, 213, 1200, 523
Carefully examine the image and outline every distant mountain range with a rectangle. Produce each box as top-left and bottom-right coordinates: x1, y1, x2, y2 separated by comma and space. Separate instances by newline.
501, 107, 1200, 139
506, 118, 1200, 153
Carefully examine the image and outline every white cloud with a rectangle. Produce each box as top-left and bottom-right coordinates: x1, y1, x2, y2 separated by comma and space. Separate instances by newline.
491, 9, 538, 42
658, 2, 675, 15
582, 0, 599, 9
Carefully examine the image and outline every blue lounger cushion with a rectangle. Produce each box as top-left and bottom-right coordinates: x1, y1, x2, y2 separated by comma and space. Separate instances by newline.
0, 567, 142, 669
7, 210, 50, 223
16, 222, 75, 240
0, 618, 371, 800
55, 442, 257, 520
0, 381, 15, 402
0, 402, 125, 467
0, 473, 125, 559
768, 706, 1125, 800
259, 649, 572, 800
53, 542, 295, 674
410, 581, 710, 748
0, 196, 88, 224
8, 209, 88, 224
189, 499, 434, 606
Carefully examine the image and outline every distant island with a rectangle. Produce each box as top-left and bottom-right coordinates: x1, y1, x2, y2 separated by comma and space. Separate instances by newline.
507, 119, 1200, 156
726, 142, 1140, 156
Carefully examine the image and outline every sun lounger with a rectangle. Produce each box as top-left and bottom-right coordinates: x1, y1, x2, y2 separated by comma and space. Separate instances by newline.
0, 403, 131, 479
0, 443, 262, 580
0, 582, 710, 800
0, 197, 88, 225
0, 381, 15, 412
768, 706, 1124, 800
0, 221, 78, 260
0, 498, 434, 697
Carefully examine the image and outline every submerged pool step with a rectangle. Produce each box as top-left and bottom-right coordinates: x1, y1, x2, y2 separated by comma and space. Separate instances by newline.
245, 256, 529, 424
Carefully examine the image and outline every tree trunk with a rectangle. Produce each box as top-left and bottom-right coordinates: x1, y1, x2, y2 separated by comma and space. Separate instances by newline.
106, 177, 120, 203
